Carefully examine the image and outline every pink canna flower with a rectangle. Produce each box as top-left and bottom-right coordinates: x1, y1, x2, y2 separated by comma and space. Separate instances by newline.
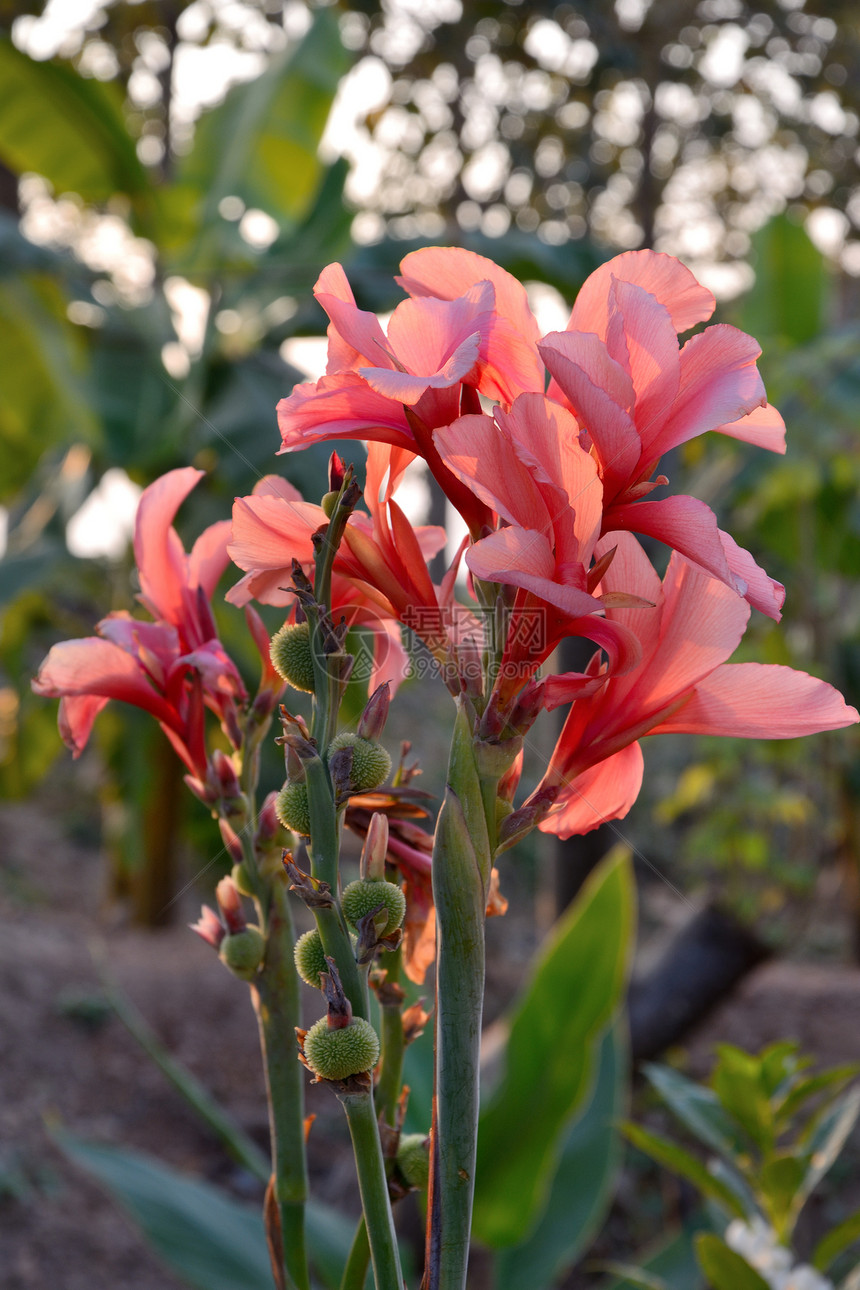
534, 532, 859, 838
396, 246, 785, 620
537, 252, 785, 619
229, 443, 486, 695
33, 468, 245, 779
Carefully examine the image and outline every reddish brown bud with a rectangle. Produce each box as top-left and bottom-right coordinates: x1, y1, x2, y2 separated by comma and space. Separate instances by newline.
215, 875, 246, 934
357, 682, 391, 741
218, 817, 244, 865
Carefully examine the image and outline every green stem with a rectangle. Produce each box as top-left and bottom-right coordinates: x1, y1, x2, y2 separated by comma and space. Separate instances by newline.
340, 1219, 371, 1290
376, 948, 405, 1126
425, 702, 492, 1290
339, 1088, 403, 1290
253, 875, 311, 1290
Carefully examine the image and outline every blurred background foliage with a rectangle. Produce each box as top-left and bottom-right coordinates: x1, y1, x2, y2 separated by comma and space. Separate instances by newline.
0, 0, 857, 943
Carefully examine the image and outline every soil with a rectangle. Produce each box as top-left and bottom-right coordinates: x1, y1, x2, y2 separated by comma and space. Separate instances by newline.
2, 787, 860, 1290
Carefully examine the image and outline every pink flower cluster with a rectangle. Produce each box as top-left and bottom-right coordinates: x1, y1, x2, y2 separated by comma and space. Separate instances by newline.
261, 246, 856, 835
33, 247, 857, 848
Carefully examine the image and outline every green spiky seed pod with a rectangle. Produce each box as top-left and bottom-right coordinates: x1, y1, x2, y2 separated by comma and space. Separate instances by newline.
270, 622, 316, 693
342, 878, 406, 935
320, 490, 340, 518
294, 928, 328, 988
396, 1133, 430, 1189
327, 733, 392, 791
219, 926, 265, 980
275, 781, 311, 837
303, 1016, 380, 1081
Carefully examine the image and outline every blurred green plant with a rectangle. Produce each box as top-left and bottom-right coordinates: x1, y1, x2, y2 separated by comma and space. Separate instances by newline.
613, 1042, 860, 1290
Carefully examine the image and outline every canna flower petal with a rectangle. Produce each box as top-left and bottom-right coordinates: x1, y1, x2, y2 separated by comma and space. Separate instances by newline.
277, 372, 416, 454
465, 526, 602, 619
713, 401, 786, 453
605, 493, 784, 620
540, 743, 645, 838
651, 663, 860, 737
644, 324, 766, 460
134, 466, 205, 628
567, 249, 715, 339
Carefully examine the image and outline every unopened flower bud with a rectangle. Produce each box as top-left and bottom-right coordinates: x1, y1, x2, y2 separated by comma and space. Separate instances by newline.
270, 622, 316, 694
275, 781, 311, 837
320, 490, 340, 518
218, 818, 244, 865
396, 1133, 430, 1190
327, 733, 391, 791
215, 875, 246, 933
212, 749, 242, 802
357, 683, 390, 741
360, 812, 389, 881
254, 791, 282, 847
342, 878, 405, 936
219, 926, 265, 980
302, 1015, 379, 1081
328, 450, 347, 493
230, 861, 255, 897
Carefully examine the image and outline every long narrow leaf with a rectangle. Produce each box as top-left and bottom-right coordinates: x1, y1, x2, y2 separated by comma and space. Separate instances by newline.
694, 1235, 771, 1290
813, 1209, 860, 1274
621, 1123, 746, 1220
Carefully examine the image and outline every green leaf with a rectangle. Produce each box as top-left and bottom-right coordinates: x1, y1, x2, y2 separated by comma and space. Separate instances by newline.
694, 1234, 771, 1290
738, 214, 827, 345
55, 1131, 353, 1290
473, 848, 635, 1248
0, 277, 99, 495
759, 1154, 805, 1234
643, 1064, 740, 1160
776, 1065, 860, 1126
0, 39, 151, 216
493, 1021, 627, 1290
620, 1123, 746, 1220
597, 1264, 671, 1290
173, 10, 350, 264
55, 1131, 276, 1290
798, 1088, 860, 1205
712, 1046, 772, 1150
813, 1209, 860, 1273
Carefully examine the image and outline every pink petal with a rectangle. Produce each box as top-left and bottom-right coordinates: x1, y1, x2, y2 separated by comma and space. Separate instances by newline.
434, 414, 551, 533
369, 620, 411, 695
646, 325, 766, 459
466, 527, 601, 618
253, 474, 306, 501
539, 742, 645, 838
568, 250, 715, 339
229, 493, 324, 574
719, 528, 784, 621
713, 402, 786, 454
33, 637, 180, 732
498, 393, 603, 561
188, 520, 232, 601
539, 332, 641, 493
607, 279, 681, 442
397, 246, 541, 344
386, 282, 494, 374
134, 467, 204, 628
315, 263, 391, 371
277, 373, 416, 454
58, 694, 109, 756
607, 494, 746, 603
651, 664, 860, 738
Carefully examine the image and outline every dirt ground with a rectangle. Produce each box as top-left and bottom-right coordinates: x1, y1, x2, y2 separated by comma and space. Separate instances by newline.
2, 788, 860, 1290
